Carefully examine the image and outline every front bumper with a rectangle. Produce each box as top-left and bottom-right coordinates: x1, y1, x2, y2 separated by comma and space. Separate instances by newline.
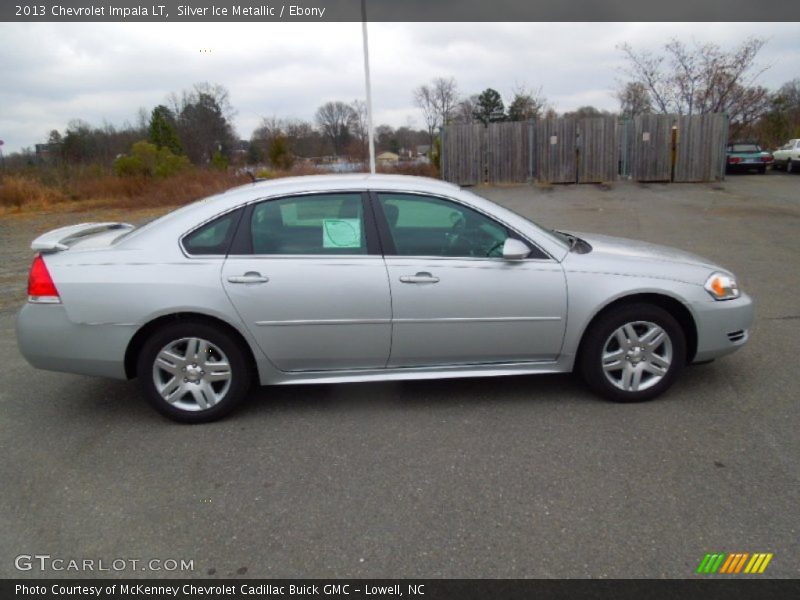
691, 292, 755, 362
16, 303, 133, 379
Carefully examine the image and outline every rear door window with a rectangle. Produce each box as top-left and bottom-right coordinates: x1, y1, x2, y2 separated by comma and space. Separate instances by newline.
250, 193, 367, 255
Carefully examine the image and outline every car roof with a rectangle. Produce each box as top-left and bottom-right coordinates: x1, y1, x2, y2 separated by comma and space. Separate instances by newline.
228, 173, 461, 195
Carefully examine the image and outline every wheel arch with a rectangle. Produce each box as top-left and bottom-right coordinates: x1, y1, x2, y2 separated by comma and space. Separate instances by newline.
124, 312, 259, 380
575, 292, 698, 366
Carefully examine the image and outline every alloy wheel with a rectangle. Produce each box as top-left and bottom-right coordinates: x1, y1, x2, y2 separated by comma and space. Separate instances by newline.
601, 321, 673, 392
152, 337, 232, 411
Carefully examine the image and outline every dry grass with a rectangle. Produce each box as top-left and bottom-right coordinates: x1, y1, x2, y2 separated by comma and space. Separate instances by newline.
0, 169, 249, 217
254, 162, 326, 180
0, 160, 441, 218
378, 162, 439, 178
0, 175, 65, 210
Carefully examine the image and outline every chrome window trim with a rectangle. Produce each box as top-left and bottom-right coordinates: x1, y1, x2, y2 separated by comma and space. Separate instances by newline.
179, 203, 250, 259
180, 187, 558, 262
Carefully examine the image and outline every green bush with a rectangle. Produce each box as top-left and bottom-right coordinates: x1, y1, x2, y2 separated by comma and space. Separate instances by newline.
114, 141, 190, 178
211, 150, 229, 171
268, 135, 294, 170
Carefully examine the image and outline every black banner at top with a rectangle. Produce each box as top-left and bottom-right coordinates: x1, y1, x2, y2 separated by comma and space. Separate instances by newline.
3, 0, 800, 22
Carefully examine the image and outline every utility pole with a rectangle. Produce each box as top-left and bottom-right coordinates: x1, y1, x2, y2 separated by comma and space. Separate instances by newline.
361, 0, 376, 174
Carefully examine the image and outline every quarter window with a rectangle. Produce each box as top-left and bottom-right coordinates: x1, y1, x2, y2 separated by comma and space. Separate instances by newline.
377, 193, 512, 258
250, 194, 367, 255
183, 210, 240, 255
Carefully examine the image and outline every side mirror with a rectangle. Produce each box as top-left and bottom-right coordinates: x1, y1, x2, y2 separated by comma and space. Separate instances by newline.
502, 238, 531, 260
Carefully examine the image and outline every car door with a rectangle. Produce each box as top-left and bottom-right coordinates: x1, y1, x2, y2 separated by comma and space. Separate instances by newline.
373, 192, 567, 368
221, 192, 391, 372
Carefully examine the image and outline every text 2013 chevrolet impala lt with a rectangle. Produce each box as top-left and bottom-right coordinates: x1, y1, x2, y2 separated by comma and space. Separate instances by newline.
17, 175, 754, 422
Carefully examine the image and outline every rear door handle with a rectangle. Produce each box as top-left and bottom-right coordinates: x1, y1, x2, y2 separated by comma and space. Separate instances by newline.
227, 272, 269, 284
399, 272, 440, 284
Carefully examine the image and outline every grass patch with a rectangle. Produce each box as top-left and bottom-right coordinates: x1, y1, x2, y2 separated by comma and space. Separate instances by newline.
0, 168, 249, 216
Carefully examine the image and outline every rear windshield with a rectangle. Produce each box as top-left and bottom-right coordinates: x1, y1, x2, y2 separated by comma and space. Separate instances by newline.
729, 144, 761, 152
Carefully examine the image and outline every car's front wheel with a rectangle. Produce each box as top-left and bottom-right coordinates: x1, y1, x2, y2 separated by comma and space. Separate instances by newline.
788, 159, 795, 173
137, 321, 252, 423
579, 303, 686, 403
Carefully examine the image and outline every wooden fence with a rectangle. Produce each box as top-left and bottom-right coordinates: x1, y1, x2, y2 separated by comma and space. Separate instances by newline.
442, 113, 728, 185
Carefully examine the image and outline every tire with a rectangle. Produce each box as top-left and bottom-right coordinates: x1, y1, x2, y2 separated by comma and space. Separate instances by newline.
578, 303, 686, 403
137, 321, 252, 423
759, 166, 767, 174
788, 159, 794, 173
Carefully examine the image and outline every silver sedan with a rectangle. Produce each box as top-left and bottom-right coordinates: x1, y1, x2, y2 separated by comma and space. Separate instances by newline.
17, 174, 754, 422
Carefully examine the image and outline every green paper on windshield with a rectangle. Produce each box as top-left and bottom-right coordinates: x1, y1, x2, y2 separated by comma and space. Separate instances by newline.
322, 219, 361, 248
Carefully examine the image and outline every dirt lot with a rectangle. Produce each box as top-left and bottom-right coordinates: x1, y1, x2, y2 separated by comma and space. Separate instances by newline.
1, 171, 799, 578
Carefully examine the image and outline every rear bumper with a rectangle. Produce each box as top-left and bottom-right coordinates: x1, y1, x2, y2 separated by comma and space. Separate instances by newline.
691, 293, 755, 362
726, 162, 766, 172
16, 303, 133, 379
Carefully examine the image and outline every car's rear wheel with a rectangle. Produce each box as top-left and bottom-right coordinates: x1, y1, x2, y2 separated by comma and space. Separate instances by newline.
579, 303, 686, 403
137, 321, 251, 423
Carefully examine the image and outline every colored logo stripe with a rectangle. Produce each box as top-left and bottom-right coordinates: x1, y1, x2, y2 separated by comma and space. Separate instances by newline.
744, 553, 773, 574
697, 552, 773, 574
697, 553, 726, 574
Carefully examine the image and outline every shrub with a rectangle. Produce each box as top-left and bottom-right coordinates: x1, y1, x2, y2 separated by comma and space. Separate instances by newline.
268, 135, 295, 170
0, 175, 63, 209
114, 141, 190, 178
211, 150, 229, 171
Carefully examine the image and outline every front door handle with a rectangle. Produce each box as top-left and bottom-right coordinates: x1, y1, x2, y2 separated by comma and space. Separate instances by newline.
227, 272, 269, 284
399, 272, 440, 284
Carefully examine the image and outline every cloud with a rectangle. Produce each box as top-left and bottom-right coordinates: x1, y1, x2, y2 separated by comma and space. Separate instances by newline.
0, 22, 798, 153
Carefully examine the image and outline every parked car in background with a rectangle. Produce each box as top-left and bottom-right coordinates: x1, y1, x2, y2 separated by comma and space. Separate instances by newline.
725, 142, 770, 174
772, 139, 800, 173
17, 175, 754, 422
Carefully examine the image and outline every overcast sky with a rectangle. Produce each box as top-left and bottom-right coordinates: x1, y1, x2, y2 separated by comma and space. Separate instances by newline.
0, 22, 798, 154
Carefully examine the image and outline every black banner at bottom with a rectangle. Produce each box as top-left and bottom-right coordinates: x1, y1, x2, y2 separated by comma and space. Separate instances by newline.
3, 579, 800, 600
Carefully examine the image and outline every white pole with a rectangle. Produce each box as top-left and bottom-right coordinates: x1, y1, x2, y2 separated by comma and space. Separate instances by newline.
361, 0, 376, 174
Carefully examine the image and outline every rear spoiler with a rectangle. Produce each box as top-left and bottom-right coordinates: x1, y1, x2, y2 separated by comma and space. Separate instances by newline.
31, 222, 134, 253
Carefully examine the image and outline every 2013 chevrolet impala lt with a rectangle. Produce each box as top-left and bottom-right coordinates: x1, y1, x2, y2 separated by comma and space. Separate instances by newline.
17, 175, 754, 422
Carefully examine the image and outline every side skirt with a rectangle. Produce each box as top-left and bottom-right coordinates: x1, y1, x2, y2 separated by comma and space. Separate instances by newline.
260, 360, 568, 386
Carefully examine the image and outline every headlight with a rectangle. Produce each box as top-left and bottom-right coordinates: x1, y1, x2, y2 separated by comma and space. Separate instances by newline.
704, 272, 740, 300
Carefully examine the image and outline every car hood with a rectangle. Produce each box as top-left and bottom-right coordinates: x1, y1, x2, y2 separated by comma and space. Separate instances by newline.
568, 231, 719, 270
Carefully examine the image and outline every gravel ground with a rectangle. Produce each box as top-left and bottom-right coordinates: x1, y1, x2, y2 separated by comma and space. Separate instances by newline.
1, 172, 798, 579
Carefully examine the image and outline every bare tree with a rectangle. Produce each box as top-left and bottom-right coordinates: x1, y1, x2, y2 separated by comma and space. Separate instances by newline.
413, 84, 439, 145
315, 101, 356, 156
618, 37, 769, 127
414, 77, 459, 144
452, 95, 478, 124
350, 99, 369, 159
507, 84, 548, 121
432, 77, 459, 125
252, 116, 286, 142
753, 79, 800, 148
562, 106, 612, 119
617, 82, 653, 118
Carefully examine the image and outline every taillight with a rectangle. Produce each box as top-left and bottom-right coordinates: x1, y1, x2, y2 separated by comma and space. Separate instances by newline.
728, 157, 741, 164
28, 254, 61, 304
762, 155, 773, 162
